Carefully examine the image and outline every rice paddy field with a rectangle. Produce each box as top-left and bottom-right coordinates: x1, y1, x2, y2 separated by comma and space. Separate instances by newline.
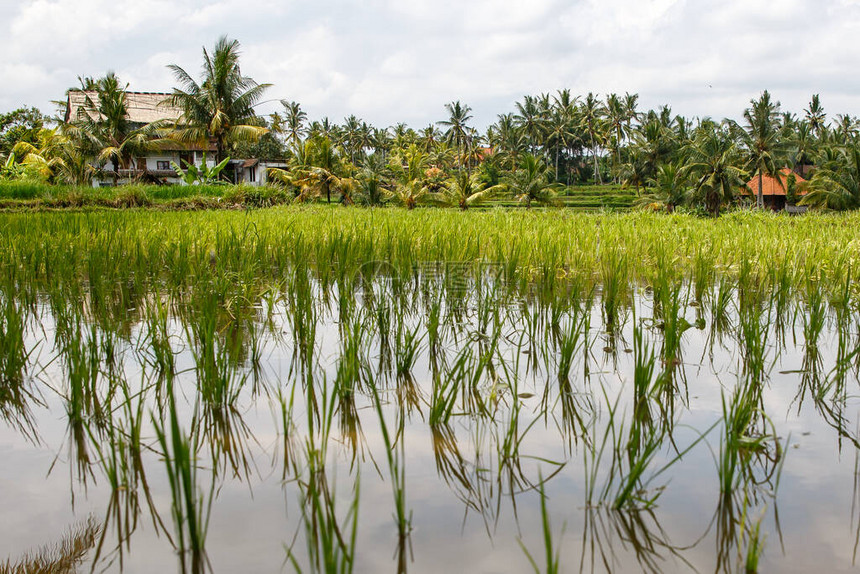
2, 207, 860, 573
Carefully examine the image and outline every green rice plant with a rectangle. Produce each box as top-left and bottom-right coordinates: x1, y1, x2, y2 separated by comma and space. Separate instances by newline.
599, 244, 629, 331
89, 376, 166, 570
370, 385, 412, 566
737, 300, 770, 387
518, 476, 563, 574
287, 470, 360, 574
428, 347, 468, 427
393, 313, 423, 379
801, 276, 826, 377
152, 382, 214, 574
0, 295, 39, 440
586, 377, 712, 511
741, 501, 766, 574
556, 311, 584, 383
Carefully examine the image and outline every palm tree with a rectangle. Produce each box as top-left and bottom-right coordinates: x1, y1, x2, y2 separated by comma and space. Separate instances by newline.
167, 36, 271, 162
834, 114, 859, 144
385, 144, 432, 209
437, 101, 472, 171
683, 123, 746, 216
390, 123, 415, 150
354, 163, 386, 207
740, 90, 784, 208
431, 171, 503, 210
801, 146, 860, 210
606, 93, 627, 180
622, 92, 640, 135
580, 93, 607, 184
493, 113, 525, 169
65, 72, 162, 181
513, 95, 544, 154
805, 94, 827, 138
505, 153, 562, 208
279, 100, 307, 149
419, 124, 440, 153
13, 128, 97, 185
636, 163, 688, 211
268, 136, 352, 203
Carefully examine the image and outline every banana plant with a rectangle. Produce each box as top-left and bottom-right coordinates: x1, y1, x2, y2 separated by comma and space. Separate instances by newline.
171, 153, 230, 185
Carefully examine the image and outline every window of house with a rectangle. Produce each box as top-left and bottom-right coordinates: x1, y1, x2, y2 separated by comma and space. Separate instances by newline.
249, 166, 256, 183
157, 160, 170, 171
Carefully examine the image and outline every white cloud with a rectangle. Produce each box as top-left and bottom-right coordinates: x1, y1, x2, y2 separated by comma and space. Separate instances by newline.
1, 0, 860, 128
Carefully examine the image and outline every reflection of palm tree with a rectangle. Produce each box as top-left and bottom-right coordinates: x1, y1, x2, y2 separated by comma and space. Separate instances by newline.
167, 36, 271, 162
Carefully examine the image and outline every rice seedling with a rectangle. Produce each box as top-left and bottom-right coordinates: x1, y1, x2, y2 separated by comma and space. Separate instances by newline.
152, 381, 215, 574
287, 468, 360, 574
0, 295, 39, 440
3, 207, 860, 572
370, 384, 412, 567
518, 476, 563, 574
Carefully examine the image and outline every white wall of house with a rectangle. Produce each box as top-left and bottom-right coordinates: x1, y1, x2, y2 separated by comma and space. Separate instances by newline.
91, 152, 217, 187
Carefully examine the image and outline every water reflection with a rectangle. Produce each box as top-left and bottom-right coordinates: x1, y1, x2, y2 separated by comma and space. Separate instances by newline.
2, 268, 860, 573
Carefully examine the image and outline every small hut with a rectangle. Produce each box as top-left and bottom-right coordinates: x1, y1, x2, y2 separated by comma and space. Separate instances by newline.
741, 168, 808, 211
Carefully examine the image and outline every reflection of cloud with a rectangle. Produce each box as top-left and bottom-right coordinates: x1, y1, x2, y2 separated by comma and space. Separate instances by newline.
1, 0, 860, 131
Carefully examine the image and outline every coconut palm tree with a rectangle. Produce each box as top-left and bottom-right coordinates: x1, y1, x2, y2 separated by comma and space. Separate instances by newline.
437, 101, 472, 171
683, 123, 746, 216
13, 128, 97, 184
65, 72, 163, 181
267, 136, 353, 203
805, 94, 827, 138
279, 100, 307, 149
580, 93, 607, 183
740, 90, 784, 208
801, 146, 860, 210
513, 95, 545, 154
606, 93, 628, 180
505, 153, 562, 208
431, 171, 503, 210
167, 36, 271, 162
635, 163, 688, 211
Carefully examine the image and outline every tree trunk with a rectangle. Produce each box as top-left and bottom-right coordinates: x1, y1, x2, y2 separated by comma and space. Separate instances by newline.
757, 173, 763, 208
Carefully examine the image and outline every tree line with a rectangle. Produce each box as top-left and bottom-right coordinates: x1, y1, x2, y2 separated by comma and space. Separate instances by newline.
2, 36, 860, 214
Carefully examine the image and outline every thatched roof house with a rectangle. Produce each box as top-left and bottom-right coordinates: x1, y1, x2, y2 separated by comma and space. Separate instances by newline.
64, 90, 183, 125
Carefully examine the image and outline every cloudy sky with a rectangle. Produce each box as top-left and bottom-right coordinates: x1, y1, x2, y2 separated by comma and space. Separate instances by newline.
1, 0, 859, 129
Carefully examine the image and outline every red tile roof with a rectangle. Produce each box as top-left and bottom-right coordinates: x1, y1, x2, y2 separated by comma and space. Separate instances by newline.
742, 168, 808, 197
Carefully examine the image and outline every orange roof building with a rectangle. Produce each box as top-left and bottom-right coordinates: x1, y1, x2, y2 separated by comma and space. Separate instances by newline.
742, 168, 808, 197
741, 168, 809, 211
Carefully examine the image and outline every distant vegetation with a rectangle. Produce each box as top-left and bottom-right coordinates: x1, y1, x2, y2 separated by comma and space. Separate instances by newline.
1, 36, 859, 214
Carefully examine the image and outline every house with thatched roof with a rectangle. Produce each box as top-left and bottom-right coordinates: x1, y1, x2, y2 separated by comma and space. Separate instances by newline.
65, 90, 213, 185
65, 90, 281, 186
740, 168, 808, 212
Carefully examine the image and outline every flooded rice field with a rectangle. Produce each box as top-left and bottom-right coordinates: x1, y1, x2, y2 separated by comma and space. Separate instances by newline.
2, 209, 860, 573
